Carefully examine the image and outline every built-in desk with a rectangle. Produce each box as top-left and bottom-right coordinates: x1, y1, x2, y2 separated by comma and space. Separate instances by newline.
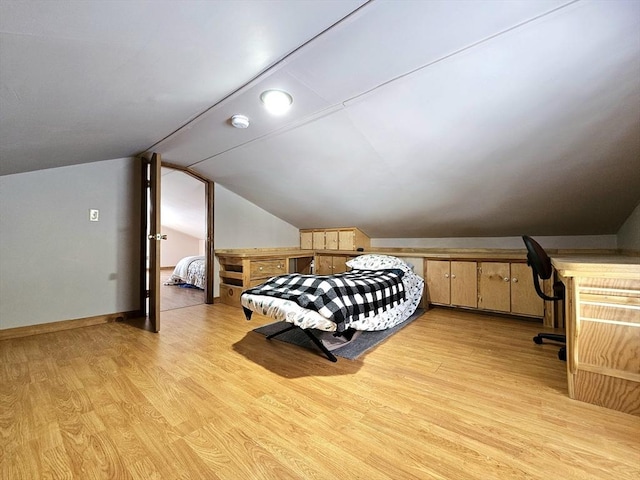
552, 255, 640, 415
216, 249, 314, 308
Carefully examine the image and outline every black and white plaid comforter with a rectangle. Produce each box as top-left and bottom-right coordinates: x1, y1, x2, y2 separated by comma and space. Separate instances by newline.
242, 269, 405, 332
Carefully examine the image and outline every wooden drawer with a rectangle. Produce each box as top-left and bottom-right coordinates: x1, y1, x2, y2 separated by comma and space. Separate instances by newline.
220, 284, 243, 308
250, 259, 286, 279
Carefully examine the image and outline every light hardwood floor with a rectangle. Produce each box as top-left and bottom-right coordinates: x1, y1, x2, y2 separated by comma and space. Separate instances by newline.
1, 305, 638, 479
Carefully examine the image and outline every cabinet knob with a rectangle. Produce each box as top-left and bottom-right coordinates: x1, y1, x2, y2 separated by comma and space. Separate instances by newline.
259, 266, 263, 271
504, 277, 509, 282
451, 274, 456, 279
512, 278, 518, 283
445, 273, 449, 278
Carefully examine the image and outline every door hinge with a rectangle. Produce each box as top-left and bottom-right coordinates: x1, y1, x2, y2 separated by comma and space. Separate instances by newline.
145, 290, 150, 298
146, 180, 151, 188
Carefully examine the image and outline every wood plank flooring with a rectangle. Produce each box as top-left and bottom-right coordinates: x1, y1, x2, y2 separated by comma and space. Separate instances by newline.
1, 305, 638, 479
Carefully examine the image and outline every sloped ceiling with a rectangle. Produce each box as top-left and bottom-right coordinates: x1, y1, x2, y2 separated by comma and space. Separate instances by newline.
1, 0, 639, 239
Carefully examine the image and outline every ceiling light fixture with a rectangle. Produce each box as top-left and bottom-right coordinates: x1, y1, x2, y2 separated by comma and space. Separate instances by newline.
260, 89, 293, 115
230, 114, 250, 129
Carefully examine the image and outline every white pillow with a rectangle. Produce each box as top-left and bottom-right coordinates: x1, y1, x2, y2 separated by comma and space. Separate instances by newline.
346, 254, 413, 274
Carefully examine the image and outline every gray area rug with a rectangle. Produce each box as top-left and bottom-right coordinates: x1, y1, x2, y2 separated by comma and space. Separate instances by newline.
252, 308, 424, 360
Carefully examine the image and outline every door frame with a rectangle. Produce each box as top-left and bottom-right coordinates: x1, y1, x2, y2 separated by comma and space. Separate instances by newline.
139, 153, 162, 332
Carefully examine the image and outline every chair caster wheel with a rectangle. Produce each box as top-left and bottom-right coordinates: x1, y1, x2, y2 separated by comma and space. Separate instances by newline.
533, 336, 543, 344
558, 347, 566, 361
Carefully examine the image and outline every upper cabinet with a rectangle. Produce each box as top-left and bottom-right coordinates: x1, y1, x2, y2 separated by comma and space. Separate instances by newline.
300, 227, 370, 251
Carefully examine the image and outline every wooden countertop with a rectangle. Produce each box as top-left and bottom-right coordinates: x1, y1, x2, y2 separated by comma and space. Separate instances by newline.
551, 255, 640, 279
215, 248, 314, 259
215, 247, 530, 261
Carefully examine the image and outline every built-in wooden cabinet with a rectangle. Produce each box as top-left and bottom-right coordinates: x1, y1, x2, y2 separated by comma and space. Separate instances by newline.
300, 227, 370, 251
478, 262, 511, 312
425, 258, 544, 319
552, 256, 640, 415
315, 255, 351, 275
510, 263, 545, 317
426, 260, 477, 308
217, 251, 313, 308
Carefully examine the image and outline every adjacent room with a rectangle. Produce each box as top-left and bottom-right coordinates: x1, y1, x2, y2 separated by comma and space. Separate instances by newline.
1, 1, 639, 479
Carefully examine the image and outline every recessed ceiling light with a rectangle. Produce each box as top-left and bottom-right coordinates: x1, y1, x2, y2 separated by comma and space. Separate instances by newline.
230, 114, 250, 129
260, 90, 293, 115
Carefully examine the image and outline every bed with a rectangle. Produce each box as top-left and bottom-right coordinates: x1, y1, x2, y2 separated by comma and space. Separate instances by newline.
165, 255, 206, 289
241, 254, 424, 361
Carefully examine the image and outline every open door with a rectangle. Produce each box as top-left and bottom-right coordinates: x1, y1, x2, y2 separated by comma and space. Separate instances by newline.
140, 153, 162, 332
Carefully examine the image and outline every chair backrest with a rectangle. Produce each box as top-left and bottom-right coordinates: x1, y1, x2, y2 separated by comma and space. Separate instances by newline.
522, 235, 553, 280
522, 235, 563, 301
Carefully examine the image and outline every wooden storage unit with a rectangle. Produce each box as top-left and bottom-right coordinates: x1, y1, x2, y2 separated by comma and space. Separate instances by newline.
552, 256, 640, 415
510, 263, 545, 317
300, 227, 370, 251
315, 254, 351, 275
478, 262, 511, 312
426, 260, 477, 308
425, 258, 545, 319
216, 250, 314, 308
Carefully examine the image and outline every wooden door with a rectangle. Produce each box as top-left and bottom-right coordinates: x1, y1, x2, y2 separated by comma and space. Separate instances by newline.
451, 261, 478, 308
312, 231, 325, 249
300, 231, 313, 249
338, 230, 354, 250
332, 256, 348, 274
510, 262, 544, 317
426, 260, 451, 305
140, 153, 161, 332
316, 255, 333, 275
325, 230, 339, 250
478, 262, 510, 312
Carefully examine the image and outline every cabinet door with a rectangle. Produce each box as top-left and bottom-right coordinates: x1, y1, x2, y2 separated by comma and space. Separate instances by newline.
300, 231, 313, 249
325, 230, 339, 250
316, 256, 332, 275
510, 263, 544, 317
312, 231, 325, 249
338, 230, 355, 250
332, 256, 349, 274
451, 261, 477, 308
478, 262, 510, 312
426, 260, 450, 305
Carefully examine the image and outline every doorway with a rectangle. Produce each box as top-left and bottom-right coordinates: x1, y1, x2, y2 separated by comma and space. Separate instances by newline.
159, 165, 214, 311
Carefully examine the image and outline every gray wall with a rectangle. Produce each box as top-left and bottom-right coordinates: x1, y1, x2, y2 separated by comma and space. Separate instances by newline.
0, 158, 141, 329
213, 184, 300, 297
617, 203, 640, 251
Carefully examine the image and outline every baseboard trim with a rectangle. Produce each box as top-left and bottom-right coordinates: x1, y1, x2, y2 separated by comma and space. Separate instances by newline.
0, 310, 142, 341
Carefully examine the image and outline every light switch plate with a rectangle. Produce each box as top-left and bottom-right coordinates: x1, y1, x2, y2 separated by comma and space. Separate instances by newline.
89, 209, 99, 222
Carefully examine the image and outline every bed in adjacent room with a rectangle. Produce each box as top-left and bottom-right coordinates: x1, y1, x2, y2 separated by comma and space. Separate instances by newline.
165, 255, 206, 290
241, 254, 424, 361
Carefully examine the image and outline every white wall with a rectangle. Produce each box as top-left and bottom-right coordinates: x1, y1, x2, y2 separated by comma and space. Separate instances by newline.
617, 203, 640, 251
214, 184, 299, 296
0, 158, 140, 330
371, 235, 618, 250
160, 226, 202, 267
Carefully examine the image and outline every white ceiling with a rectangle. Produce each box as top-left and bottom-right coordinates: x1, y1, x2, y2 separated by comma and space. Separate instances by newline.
2, 0, 639, 239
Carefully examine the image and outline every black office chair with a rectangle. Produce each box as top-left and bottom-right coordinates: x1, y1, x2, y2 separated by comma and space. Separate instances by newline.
522, 235, 566, 361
